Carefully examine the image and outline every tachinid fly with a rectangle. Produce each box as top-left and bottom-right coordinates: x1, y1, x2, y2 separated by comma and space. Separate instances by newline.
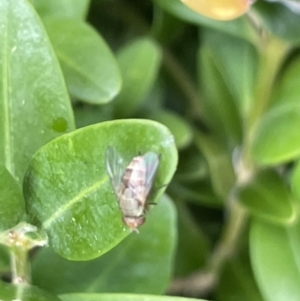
106, 146, 160, 232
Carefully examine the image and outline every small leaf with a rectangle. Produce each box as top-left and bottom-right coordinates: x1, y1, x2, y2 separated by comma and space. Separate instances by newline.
113, 38, 162, 117
0, 281, 60, 301
24, 119, 178, 260
44, 19, 121, 104
0, 0, 75, 183
252, 103, 300, 165
0, 164, 24, 231
250, 219, 300, 301
236, 169, 295, 225
33, 0, 90, 20
148, 110, 193, 149
32, 195, 177, 294
60, 293, 208, 301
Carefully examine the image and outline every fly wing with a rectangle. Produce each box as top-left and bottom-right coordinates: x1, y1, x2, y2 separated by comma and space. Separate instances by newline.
143, 151, 160, 196
106, 146, 124, 194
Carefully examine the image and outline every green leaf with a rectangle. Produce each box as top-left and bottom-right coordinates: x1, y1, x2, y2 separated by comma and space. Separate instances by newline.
0, 164, 24, 231
0, 245, 9, 273
254, 1, 300, 43
250, 219, 300, 301
24, 119, 178, 260
33, 0, 90, 20
152, 0, 257, 43
291, 159, 300, 199
44, 18, 121, 104
195, 132, 235, 199
236, 169, 295, 225
60, 293, 208, 301
148, 110, 193, 149
113, 38, 162, 118
33, 195, 177, 294
174, 202, 210, 277
252, 103, 300, 165
0, 281, 60, 301
217, 247, 264, 301
0, 0, 75, 183
199, 29, 258, 119
271, 55, 300, 106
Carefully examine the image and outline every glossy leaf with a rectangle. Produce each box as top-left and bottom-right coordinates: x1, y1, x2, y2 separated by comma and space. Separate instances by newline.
254, 1, 300, 43
153, 0, 257, 42
33, 195, 177, 294
113, 38, 162, 118
44, 19, 121, 104
60, 293, 207, 301
148, 110, 193, 149
252, 103, 300, 165
33, 0, 90, 20
0, 0, 75, 183
24, 119, 178, 260
250, 219, 300, 301
0, 281, 60, 301
236, 169, 295, 225
0, 164, 24, 231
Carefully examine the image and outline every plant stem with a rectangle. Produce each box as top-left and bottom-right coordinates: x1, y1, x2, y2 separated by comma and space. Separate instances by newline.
10, 246, 30, 285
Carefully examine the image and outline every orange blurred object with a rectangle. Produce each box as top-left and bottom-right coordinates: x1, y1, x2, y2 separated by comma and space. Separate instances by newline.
180, 0, 255, 20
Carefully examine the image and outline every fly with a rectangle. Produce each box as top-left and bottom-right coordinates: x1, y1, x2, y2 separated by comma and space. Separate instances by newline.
106, 146, 160, 232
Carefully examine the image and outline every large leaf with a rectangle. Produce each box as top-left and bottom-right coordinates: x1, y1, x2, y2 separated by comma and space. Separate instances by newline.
0, 281, 60, 301
32, 195, 177, 294
236, 169, 295, 225
24, 119, 178, 260
113, 38, 162, 118
153, 0, 257, 43
250, 219, 300, 301
0, 0, 75, 183
44, 18, 121, 104
0, 164, 24, 231
33, 0, 90, 20
60, 293, 208, 301
252, 103, 300, 165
